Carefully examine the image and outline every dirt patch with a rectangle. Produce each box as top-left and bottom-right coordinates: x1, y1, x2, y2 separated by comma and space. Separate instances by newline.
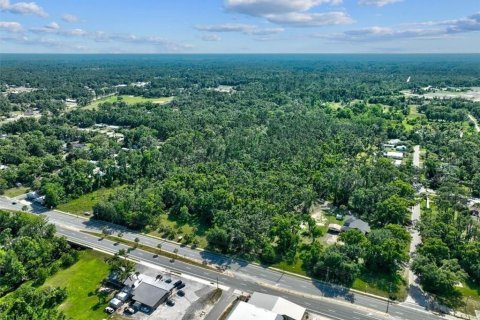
310, 202, 331, 226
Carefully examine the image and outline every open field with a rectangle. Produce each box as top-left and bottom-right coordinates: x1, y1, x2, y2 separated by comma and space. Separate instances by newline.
85, 95, 173, 109
457, 280, 480, 315
57, 187, 120, 215
402, 87, 480, 102
3, 186, 29, 198
42, 250, 113, 320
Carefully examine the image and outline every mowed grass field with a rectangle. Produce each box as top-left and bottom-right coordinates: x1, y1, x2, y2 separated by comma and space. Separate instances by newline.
85, 95, 173, 109
43, 250, 112, 320
3, 186, 30, 198
57, 187, 120, 215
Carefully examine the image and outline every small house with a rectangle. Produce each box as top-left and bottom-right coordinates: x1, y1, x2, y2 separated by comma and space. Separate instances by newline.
385, 151, 404, 160
387, 139, 402, 146
341, 215, 371, 235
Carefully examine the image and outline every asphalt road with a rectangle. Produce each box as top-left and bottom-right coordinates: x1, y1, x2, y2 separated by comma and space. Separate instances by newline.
0, 197, 445, 320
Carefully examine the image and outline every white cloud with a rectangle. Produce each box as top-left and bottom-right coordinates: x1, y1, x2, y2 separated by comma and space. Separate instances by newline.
0, 21, 22, 32
45, 21, 59, 30
65, 28, 87, 36
358, 0, 402, 7
0, 35, 88, 51
319, 12, 480, 41
195, 23, 284, 35
201, 34, 221, 41
225, 0, 342, 16
224, 0, 351, 27
62, 13, 78, 23
0, 0, 47, 17
266, 11, 354, 27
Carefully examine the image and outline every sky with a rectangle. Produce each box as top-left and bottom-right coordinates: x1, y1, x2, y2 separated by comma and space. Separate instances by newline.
0, 0, 479, 53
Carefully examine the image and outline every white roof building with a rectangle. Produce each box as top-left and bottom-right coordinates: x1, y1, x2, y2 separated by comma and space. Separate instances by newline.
387, 139, 402, 145
248, 292, 306, 320
227, 302, 280, 320
385, 151, 404, 160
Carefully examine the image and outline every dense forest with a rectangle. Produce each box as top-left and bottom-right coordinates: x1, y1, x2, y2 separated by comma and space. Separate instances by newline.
1, 54, 479, 307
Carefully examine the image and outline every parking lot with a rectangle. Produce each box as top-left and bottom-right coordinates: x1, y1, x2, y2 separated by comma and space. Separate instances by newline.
109, 264, 220, 320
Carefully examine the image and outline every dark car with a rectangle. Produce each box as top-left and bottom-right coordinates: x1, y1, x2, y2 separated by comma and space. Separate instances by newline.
11, 201, 17, 205
165, 278, 172, 283
177, 290, 185, 297
166, 299, 175, 307
173, 280, 183, 288
177, 283, 185, 290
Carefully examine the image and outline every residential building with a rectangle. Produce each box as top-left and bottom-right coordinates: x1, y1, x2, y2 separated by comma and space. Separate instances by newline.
341, 215, 371, 235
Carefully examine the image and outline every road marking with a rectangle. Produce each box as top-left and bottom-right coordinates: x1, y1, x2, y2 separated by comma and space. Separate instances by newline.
328, 309, 336, 313
185, 266, 192, 270
304, 302, 311, 306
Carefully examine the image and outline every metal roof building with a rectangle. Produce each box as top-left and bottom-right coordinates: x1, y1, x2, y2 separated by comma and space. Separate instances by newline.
123, 274, 174, 309
248, 292, 307, 320
227, 302, 281, 320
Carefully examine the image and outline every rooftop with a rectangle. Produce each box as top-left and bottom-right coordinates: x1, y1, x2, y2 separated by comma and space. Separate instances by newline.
123, 274, 174, 308
342, 215, 371, 234
249, 292, 306, 320
227, 302, 281, 320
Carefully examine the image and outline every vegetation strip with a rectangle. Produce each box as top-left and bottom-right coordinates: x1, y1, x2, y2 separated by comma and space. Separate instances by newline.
81, 230, 218, 271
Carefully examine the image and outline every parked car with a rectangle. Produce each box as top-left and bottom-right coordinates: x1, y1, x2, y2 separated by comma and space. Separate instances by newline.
177, 283, 186, 290
166, 299, 175, 307
124, 307, 135, 314
165, 278, 172, 283
173, 280, 183, 288
140, 305, 151, 313
104, 307, 114, 314
83, 211, 91, 216
11, 201, 17, 205
177, 290, 185, 297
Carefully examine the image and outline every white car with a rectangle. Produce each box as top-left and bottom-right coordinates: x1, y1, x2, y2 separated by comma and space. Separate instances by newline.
105, 307, 114, 314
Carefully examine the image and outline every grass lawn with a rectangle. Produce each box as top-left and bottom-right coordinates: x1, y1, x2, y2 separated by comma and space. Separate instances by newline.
57, 187, 120, 215
85, 95, 173, 109
457, 280, 480, 315
3, 186, 29, 198
272, 259, 306, 276
149, 213, 208, 248
352, 271, 407, 301
43, 250, 112, 320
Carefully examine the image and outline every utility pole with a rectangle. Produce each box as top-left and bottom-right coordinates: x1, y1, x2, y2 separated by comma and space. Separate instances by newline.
386, 283, 392, 314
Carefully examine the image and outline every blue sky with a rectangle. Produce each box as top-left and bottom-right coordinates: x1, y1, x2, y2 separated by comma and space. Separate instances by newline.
0, 0, 479, 53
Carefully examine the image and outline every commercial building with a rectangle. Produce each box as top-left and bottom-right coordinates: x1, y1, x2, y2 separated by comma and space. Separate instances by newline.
123, 274, 174, 310
227, 292, 306, 320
